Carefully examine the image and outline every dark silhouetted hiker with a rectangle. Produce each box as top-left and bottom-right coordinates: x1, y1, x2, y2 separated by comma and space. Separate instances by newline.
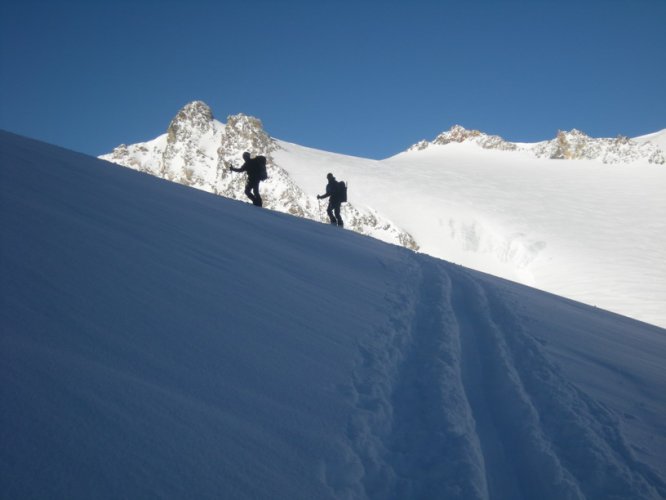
229, 152, 267, 207
317, 173, 347, 227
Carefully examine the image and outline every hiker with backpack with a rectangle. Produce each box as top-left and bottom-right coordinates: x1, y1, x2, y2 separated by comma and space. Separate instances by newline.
229, 152, 267, 207
317, 173, 347, 227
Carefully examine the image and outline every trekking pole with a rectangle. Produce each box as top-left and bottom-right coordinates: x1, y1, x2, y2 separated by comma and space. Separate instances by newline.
317, 198, 322, 221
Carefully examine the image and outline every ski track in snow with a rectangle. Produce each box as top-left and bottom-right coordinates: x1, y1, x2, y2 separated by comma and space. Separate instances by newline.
342, 255, 665, 500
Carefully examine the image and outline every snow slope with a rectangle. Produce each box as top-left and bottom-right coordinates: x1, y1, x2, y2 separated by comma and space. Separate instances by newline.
635, 129, 666, 153
2, 130, 665, 499
100, 104, 666, 329
274, 139, 666, 329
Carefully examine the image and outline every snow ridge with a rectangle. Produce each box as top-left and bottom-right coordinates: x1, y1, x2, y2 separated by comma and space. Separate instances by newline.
533, 129, 665, 164
410, 126, 665, 164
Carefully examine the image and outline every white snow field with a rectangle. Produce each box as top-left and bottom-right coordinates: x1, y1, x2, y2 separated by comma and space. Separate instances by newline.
274, 137, 666, 330
99, 102, 666, 329
1, 130, 665, 499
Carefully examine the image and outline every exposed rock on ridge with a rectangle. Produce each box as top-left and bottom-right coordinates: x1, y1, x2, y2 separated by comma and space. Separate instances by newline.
410, 125, 665, 164
409, 125, 518, 152
533, 129, 665, 164
435, 125, 518, 151
219, 114, 277, 157
162, 101, 219, 181
167, 100, 214, 140
101, 102, 418, 251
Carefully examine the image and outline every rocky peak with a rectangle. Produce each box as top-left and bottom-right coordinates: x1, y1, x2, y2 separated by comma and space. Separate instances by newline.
219, 114, 277, 157
433, 125, 483, 144
551, 129, 591, 159
408, 140, 430, 151
409, 125, 517, 152
409, 125, 664, 164
167, 101, 214, 144
533, 129, 665, 164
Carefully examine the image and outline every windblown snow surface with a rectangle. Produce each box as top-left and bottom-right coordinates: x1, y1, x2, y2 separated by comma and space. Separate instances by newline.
1, 130, 665, 499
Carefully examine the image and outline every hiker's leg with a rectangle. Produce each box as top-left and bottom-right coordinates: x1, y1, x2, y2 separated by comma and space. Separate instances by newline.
334, 204, 343, 227
244, 182, 257, 204
326, 203, 337, 224
253, 182, 262, 207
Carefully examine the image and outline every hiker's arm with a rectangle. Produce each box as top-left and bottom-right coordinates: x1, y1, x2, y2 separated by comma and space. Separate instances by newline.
318, 184, 333, 199
229, 162, 247, 173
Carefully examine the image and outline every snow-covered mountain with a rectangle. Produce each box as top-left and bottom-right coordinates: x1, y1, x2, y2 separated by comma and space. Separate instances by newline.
408, 124, 518, 152
634, 128, 666, 153
101, 102, 666, 329
411, 124, 665, 164
532, 129, 665, 164
2, 130, 665, 499
101, 101, 418, 251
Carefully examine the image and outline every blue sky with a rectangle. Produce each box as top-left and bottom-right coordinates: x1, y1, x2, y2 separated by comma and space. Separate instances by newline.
1, 0, 665, 159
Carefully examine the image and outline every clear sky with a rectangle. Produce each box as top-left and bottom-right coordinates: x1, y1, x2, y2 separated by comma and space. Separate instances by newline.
1, 0, 665, 159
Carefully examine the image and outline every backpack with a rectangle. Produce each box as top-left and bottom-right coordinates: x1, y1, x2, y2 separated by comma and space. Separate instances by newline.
255, 155, 268, 181
336, 180, 347, 202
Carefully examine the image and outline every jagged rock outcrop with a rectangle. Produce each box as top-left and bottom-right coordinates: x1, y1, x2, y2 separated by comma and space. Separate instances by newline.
410, 125, 665, 164
410, 125, 518, 152
167, 100, 214, 141
532, 129, 665, 164
162, 101, 219, 182
101, 102, 418, 251
433, 125, 518, 151
218, 114, 277, 157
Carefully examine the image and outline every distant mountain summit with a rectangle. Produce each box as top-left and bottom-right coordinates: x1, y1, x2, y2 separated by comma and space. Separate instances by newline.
533, 129, 665, 164
101, 102, 419, 250
410, 125, 665, 164
168, 100, 214, 137
409, 125, 518, 152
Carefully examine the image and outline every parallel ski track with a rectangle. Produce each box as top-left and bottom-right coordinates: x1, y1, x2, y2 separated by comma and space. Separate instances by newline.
343, 255, 665, 500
